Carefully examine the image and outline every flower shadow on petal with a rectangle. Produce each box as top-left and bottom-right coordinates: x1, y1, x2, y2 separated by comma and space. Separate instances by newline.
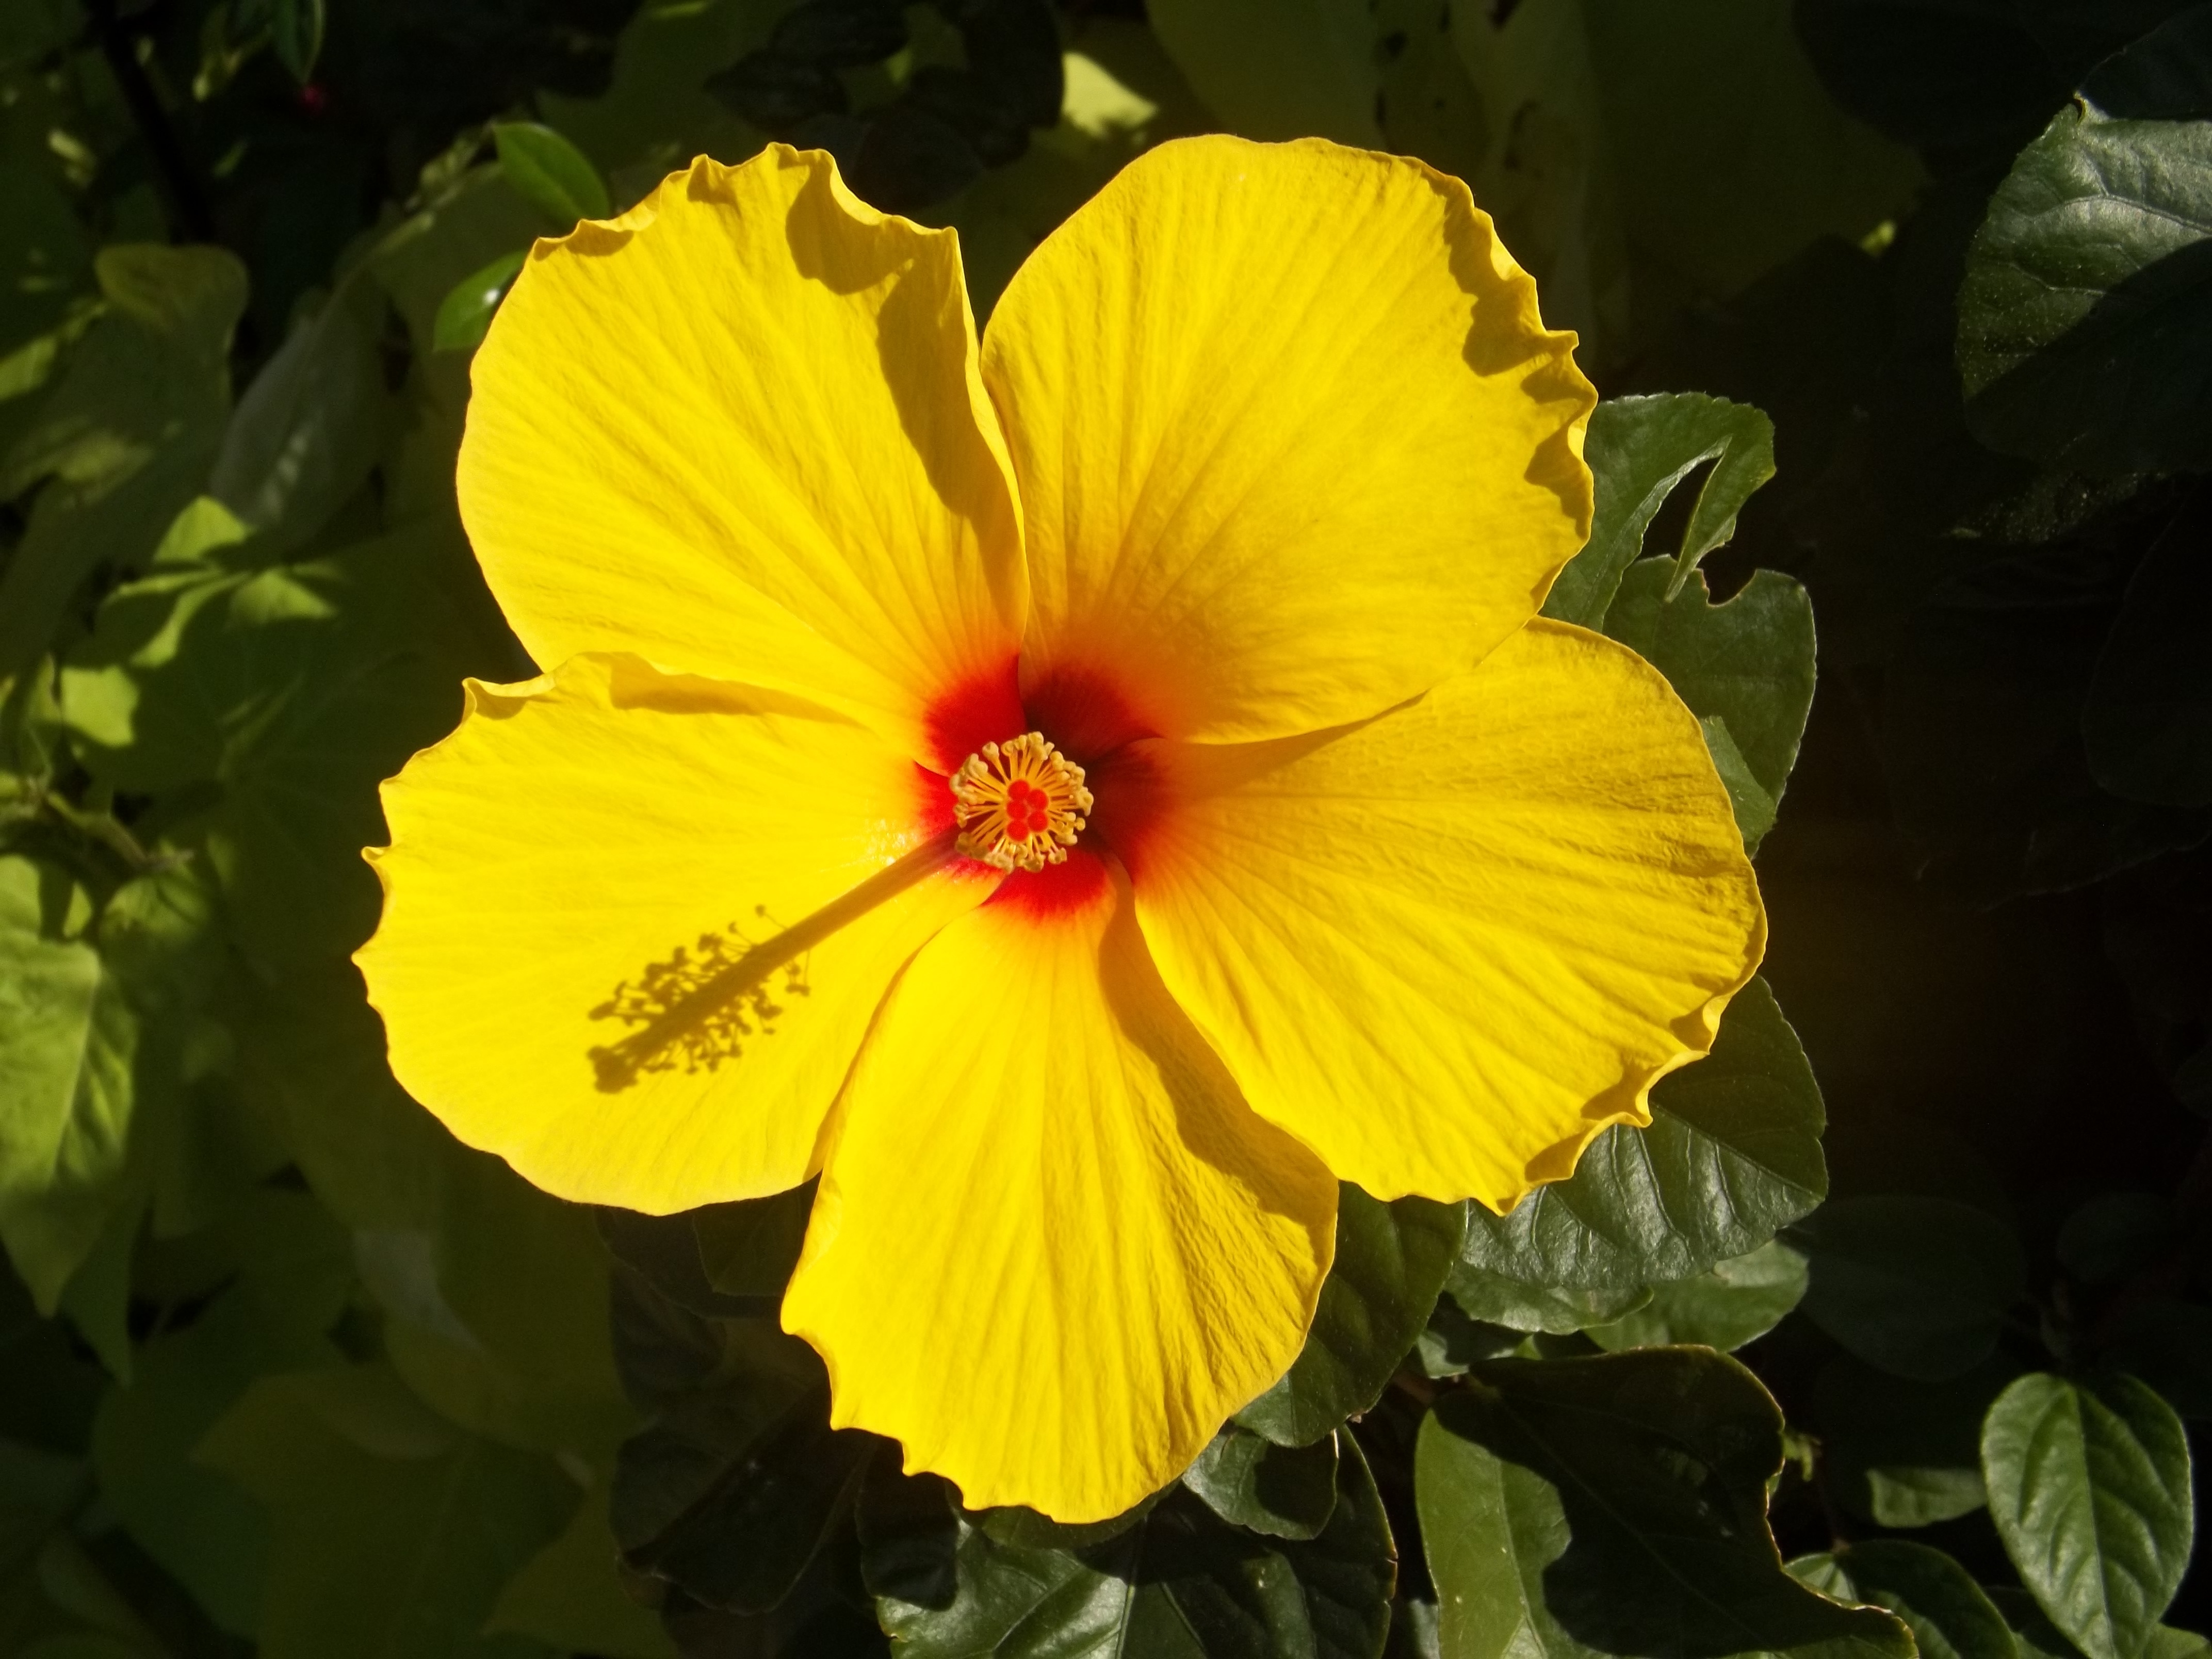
1093, 886, 1337, 1283
1429, 167, 1596, 537
587, 837, 956, 1093
775, 160, 1015, 544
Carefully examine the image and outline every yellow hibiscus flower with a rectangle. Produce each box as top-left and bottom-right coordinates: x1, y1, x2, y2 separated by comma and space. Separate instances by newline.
355, 135, 1764, 1523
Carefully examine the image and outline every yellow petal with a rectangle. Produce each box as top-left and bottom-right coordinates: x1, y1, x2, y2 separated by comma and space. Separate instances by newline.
781, 856, 1337, 1522
356, 654, 991, 1212
459, 148, 1026, 764
980, 134, 1594, 750
1125, 620, 1765, 1212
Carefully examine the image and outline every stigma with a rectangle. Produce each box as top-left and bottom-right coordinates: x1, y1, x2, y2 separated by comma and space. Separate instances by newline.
950, 733, 1094, 872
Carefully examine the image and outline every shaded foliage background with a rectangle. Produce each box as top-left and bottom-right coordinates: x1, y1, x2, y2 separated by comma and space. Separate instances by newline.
0, 0, 2206, 1655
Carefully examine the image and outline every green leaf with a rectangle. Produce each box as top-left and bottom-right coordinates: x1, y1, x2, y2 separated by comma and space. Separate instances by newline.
1812, 1356, 2019, 1528
488, 1481, 674, 1658
199, 1362, 580, 1659
1795, 1196, 2027, 1381
1182, 1426, 1339, 1541
870, 1430, 1395, 1657
2083, 500, 2212, 810
1993, 1590, 2210, 1659
265, 0, 327, 81
431, 250, 527, 354
1958, 97, 2212, 475
1145, 0, 1381, 146
0, 247, 247, 675
1459, 977, 1826, 1291
89, 1191, 349, 1635
0, 857, 220, 1338
1789, 1540, 2019, 1659
1413, 1294, 1525, 1379
493, 122, 613, 224
692, 1184, 814, 1301
1418, 1347, 1913, 1659
61, 514, 509, 972
1451, 3, 1920, 366
1602, 563, 1816, 853
596, 1206, 776, 1319
1980, 1372, 2195, 1659
207, 281, 388, 556
611, 1375, 872, 1615
1543, 393, 1777, 629
1585, 1239, 1808, 1353
1236, 1187, 1465, 1446
1445, 1263, 1650, 1336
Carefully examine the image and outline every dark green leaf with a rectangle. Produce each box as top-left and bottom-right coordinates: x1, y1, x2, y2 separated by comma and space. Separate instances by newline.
1602, 564, 1817, 853
1459, 977, 1826, 1291
1586, 1240, 1808, 1353
1413, 1294, 1523, 1380
0, 247, 247, 675
1543, 393, 1776, 630
2055, 1193, 2181, 1286
1418, 1347, 1913, 1659
208, 281, 387, 556
1957, 102, 2212, 475
266, 0, 327, 81
1795, 1196, 2027, 1381
493, 122, 613, 225
1812, 1356, 2019, 1528
2102, 1298, 2212, 1419
771, 0, 907, 66
1237, 1188, 1465, 1446
486, 1482, 674, 1658
1445, 1264, 1650, 1336
198, 1362, 578, 1659
1981, 1372, 2195, 1659
61, 514, 506, 972
431, 250, 527, 354
1791, 1541, 2019, 1659
89, 1192, 349, 1635
872, 1431, 1395, 1658
612, 1378, 872, 1615
1146, 0, 1382, 147
1182, 1426, 1339, 1541
595, 1206, 774, 1319
1879, 554, 2212, 901
692, 1183, 813, 1301
2084, 497, 2212, 810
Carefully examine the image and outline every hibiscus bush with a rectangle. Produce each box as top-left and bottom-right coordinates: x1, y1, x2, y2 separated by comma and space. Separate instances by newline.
1, 2, 2207, 1656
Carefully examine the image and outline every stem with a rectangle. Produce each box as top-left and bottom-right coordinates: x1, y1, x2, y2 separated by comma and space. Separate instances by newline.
83, 0, 217, 242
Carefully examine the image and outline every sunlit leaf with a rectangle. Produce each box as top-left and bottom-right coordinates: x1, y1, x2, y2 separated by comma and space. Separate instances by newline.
1236, 1187, 1465, 1447
493, 122, 613, 224
1418, 1347, 1913, 1659
869, 1432, 1394, 1657
1546, 393, 1777, 629
1981, 1373, 2195, 1659
1958, 101, 2212, 476
431, 250, 527, 354
1585, 1239, 1808, 1353
1790, 1540, 2019, 1659
1459, 978, 1826, 1292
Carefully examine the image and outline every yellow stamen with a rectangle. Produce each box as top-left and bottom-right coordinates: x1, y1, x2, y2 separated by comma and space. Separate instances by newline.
951, 733, 1093, 872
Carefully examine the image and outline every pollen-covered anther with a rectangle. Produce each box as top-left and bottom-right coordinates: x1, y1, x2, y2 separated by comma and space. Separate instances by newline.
950, 733, 1094, 873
